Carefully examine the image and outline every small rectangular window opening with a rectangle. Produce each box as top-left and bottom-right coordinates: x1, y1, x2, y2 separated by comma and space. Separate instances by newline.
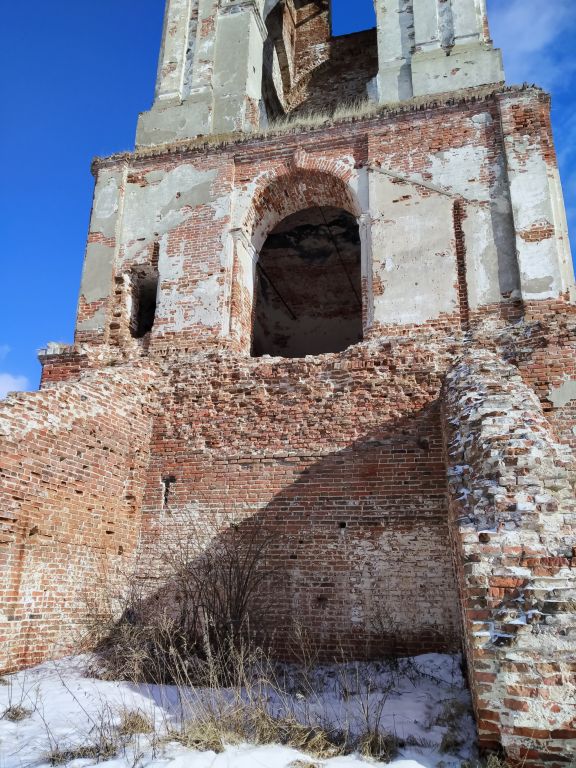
130, 270, 158, 339
161, 475, 176, 509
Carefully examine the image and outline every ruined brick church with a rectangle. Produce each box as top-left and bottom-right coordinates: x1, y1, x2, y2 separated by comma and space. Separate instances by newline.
1, 0, 575, 762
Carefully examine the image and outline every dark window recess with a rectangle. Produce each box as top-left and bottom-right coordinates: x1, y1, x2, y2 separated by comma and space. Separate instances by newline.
252, 206, 363, 358
130, 272, 158, 338
162, 475, 176, 509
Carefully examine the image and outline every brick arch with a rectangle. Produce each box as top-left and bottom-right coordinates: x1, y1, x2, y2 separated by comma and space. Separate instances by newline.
229, 162, 366, 353
243, 162, 361, 254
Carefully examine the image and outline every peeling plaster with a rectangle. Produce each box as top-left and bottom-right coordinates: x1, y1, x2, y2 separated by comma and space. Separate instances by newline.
77, 306, 107, 333
424, 144, 490, 202
190, 273, 221, 327
549, 377, 576, 409
90, 176, 120, 239
94, 178, 119, 220
122, 165, 218, 263
80, 243, 114, 303
157, 234, 221, 332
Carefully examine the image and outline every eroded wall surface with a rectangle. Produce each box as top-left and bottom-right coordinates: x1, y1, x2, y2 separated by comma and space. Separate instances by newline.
85, 88, 566, 359
3, 83, 576, 764
443, 348, 576, 766
139, 340, 462, 658
0, 366, 155, 672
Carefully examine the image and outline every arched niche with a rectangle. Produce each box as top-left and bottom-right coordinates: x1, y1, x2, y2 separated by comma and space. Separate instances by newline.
228, 166, 372, 355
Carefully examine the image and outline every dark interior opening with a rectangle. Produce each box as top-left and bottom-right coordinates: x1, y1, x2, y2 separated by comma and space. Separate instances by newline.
252, 206, 363, 358
130, 271, 158, 339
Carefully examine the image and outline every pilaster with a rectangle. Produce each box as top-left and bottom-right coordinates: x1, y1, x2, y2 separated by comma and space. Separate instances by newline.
137, 0, 266, 146
373, 0, 414, 103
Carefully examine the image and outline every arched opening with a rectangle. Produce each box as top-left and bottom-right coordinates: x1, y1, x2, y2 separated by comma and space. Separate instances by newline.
331, 0, 376, 36
252, 206, 363, 358
259, 0, 378, 122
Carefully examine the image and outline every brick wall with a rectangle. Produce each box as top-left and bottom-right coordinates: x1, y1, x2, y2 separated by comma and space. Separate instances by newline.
2, 83, 576, 762
139, 340, 462, 658
0, 365, 155, 673
443, 349, 576, 766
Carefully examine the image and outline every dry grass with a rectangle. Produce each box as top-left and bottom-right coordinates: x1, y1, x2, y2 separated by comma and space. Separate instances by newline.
2, 704, 32, 722
264, 99, 381, 135
287, 761, 324, 768
439, 729, 465, 755
171, 706, 344, 760
170, 719, 244, 753
484, 757, 511, 768
461, 757, 511, 768
357, 730, 399, 761
117, 708, 154, 736
45, 741, 117, 765
78, 517, 473, 765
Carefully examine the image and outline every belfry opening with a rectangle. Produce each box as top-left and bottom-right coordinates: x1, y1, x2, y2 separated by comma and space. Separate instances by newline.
251, 206, 363, 358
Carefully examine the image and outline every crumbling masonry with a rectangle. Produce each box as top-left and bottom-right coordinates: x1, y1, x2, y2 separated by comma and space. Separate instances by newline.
1, 1, 575, 763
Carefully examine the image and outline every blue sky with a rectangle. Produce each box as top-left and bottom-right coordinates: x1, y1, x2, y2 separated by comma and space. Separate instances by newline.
0, 0, 574, 396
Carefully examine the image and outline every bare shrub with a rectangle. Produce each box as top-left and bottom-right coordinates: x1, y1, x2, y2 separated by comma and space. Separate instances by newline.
336, 660, 396, 759
78, 511, 469, 765
91, 511, 274, 685
0, 668, 39, 724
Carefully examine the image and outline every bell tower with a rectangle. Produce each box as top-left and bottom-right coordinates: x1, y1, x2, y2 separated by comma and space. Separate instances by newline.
138, 0, 506, 147
1, 3, 575, 767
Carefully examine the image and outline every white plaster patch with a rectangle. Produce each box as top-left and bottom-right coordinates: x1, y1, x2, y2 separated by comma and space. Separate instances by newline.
76, 306, 107, 333
370, 179, 458, 324
422, 144, 490, 202
462, 205, 502, 307
383, 256, 396, 273
549, 377, 576, 408
157, 267, 221, 331
471, 112, 493, 127
94, 178, 119, 220
158, 235, 185, 282
191, 273, 221, 327
122, 165, 217, 263
210, 191, 230, 221
508, 153, 551, 230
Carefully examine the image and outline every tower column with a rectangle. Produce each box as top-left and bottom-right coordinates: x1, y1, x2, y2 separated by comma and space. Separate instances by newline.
451, 0, 482, 45
137, 0, 267, 145
155, 0, 194, 104
412, 0, 440, 52
212, 0, 266, 134
411, 0, 504, 97
373, 0, 414, 103
189, 0, 219, 89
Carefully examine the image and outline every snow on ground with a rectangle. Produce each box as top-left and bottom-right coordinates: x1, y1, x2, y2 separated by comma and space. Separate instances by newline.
0, 654, 477, 768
